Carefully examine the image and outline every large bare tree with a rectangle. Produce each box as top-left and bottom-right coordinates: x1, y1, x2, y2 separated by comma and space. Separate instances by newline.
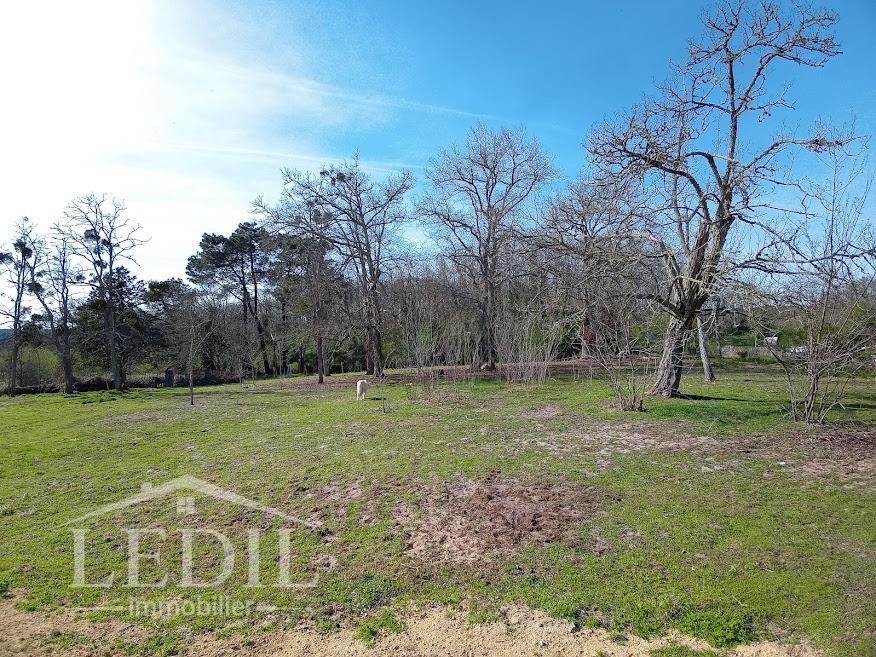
419, 123, 555, 370
57, 194, 145, 390
589, 0, 845, 396
264, 155, 413, 377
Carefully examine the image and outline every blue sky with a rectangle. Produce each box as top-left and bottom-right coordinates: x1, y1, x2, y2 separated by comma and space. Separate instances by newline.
1, 0, 874, 280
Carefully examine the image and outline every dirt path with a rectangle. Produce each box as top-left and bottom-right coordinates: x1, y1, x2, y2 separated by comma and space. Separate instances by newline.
0, 598, 820, 657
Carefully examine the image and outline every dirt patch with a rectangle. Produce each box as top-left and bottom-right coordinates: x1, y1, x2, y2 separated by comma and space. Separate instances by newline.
0, 597, 149, 656
0, 598, 822, 657
393, 473, 613, 564
195, 605, 822, 657
320, 478, 364, 502
782, 430, 876, 487
523, 404, 562, 419
546, 418, 876, 489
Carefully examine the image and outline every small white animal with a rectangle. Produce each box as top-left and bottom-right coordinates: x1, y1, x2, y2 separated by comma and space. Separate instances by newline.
356, 379, 369, 400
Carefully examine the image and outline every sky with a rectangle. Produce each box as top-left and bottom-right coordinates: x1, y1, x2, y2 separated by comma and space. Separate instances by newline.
0, 0, 874, 282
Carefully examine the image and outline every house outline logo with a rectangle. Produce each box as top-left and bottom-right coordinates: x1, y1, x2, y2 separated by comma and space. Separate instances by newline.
61, 475, 320, 529
64, 475, 323, 595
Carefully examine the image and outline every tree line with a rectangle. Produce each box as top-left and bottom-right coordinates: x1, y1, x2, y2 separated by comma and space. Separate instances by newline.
2, 1, 874, 421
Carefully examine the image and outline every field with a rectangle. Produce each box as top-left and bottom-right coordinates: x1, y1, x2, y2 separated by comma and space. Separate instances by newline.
0, 365, 874, 656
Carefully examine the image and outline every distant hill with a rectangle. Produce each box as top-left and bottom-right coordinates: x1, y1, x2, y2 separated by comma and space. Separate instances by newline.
0, 328, 12, 340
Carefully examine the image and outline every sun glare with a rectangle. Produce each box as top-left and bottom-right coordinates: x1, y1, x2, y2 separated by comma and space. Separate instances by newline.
0, 1, 152, 167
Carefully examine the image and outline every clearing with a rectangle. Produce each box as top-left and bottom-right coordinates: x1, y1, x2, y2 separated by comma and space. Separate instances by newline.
0, 367, 873, 656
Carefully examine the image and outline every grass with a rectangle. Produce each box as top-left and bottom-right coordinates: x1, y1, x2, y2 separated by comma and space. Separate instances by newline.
0, 365, 873, 656
44, 631, 99, 653
109, 631, 181, 657
651, 644, 721, 657
354, 609, 404, 647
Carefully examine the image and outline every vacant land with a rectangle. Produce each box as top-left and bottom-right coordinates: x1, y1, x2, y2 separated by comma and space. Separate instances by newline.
0, 366, 874, 656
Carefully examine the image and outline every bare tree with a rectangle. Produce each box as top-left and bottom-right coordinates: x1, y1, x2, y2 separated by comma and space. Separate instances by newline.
542, 187, 660, 408
754, 138, 875, 423
419, 123, 555, 370
148, 280, 218, 406
589, 0, 845, 396
386, 257, 442, 392
57, 194, 145, 390
262, 154, 413, 377
27, 235, 83, 394
588, 295, 657, 412
1, 218, 38, 396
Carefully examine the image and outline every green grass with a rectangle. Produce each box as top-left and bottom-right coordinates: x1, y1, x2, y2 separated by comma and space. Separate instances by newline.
44, 631, 99, 652
109, 631, 181, 657
0, 366, 874, 655
354, 609, 404, 647
651, 644, 721, 657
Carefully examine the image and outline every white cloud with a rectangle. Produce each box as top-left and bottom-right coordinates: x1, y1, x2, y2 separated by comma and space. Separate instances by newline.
0, 1, 481, 282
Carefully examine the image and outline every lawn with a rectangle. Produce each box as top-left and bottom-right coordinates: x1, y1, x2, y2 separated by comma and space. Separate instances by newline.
0, 365, 873, 656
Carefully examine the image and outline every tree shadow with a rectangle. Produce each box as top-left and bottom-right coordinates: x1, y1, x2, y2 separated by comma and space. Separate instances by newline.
674, 393, 876, 411
674, 393, 761, 402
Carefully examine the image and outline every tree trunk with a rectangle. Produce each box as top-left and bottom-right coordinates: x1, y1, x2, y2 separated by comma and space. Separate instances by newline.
316, 335, 325, 384
477, 311, 496, 371
297, 345, 305, 375
188, 333, 195, 406
8, 340, 19, 397
257, 334, 270, 376
371, 325, 384, 377
713, 300, 723, 357
280, 297, 289, 376
480, 284, 498, 371
651, 317, 689, 397
363, 290, 383, 377
696, 317, 716, 383
804, 379, 819, 423
253, 317, 272, 376
61, 349, 75, 395
365, 331, 375, 375
804, 361, 820, 423
106, 305, 122, 391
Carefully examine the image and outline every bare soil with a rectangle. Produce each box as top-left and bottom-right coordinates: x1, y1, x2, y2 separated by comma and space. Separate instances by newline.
547, 417, 876, 490
0, 598, 822, 657
0, 597, 150, 656
393, 474, 613, 564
